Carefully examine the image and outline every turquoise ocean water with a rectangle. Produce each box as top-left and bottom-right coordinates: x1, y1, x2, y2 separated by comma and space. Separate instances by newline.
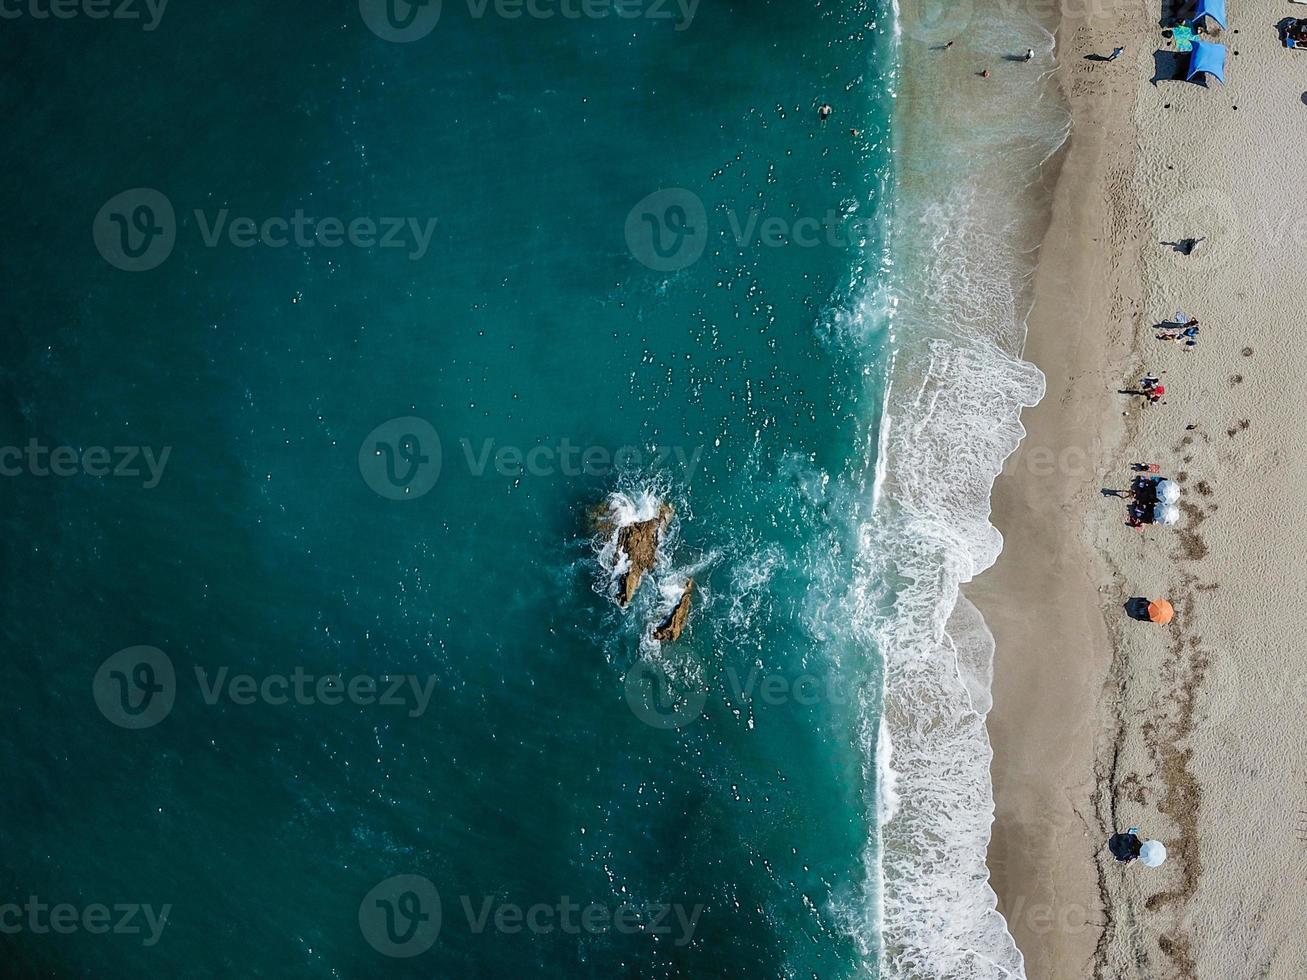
1, 2, 919, 977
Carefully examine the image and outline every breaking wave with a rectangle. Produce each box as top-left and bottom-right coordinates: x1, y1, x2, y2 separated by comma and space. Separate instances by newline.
859, 0, 1070, 973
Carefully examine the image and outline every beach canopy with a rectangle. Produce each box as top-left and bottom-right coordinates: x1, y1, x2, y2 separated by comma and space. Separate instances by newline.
1140, 840, 1168, 867
1187, 40, 1227, 84
1193, 0, 1227, 30
1156, 479, 1180, 504
1158, 504, 1181, 525
1148, 599, 1175, 625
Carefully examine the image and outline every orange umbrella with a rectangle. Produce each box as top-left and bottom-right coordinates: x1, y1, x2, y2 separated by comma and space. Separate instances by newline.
1147, 599, 1174, 624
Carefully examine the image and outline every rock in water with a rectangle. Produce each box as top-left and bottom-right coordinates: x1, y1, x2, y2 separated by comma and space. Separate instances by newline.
613, 503, 674, 607
652, 580, 694, 642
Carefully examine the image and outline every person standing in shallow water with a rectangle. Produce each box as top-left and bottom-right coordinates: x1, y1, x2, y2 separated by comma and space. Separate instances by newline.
1024, 47, 1034, 62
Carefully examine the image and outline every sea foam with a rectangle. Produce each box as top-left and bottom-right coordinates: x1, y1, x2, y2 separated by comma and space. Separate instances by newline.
863, 1, 1070, 969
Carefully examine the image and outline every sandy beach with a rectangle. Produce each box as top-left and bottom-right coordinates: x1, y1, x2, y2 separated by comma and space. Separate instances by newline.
971, 0, 1307, 976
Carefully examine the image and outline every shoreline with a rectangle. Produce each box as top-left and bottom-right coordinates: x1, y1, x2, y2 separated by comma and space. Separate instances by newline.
974, 0, 1307, 976
874, 0, 1067, 972
969, 2, 1147, 973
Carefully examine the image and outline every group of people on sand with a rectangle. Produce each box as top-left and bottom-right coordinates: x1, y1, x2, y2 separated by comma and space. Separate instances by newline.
933, 39, 1124, 78
1157, 311, 1200, 349
1121, 310, 1201, 414
1103, 472, 1171, 529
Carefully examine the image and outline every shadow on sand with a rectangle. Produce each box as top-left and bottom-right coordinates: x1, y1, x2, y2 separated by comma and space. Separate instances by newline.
1151, 49, 1188, 85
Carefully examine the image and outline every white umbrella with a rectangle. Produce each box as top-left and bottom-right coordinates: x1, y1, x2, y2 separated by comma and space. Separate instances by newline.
1140, 840, 1167, 867
1156, 480, 1180, 504
1158, 504, 1181, 526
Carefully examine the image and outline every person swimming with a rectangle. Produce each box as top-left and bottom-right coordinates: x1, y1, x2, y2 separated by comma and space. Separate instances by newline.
818, 103, 832, 121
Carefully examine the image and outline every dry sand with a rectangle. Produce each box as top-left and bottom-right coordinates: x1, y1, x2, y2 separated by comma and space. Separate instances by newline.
972, 0, 1307, 977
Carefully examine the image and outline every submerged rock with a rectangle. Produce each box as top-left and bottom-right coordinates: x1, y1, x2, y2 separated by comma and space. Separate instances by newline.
587, 501, 618, 539
652, 580, 694, 643
613, 504, 674, 607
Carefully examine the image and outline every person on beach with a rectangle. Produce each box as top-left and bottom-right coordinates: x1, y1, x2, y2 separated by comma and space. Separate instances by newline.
1024, 47, 1034, 62
1108, 45, 1125, 60
1157, 326, 1199, 349
1165, 236, 1205, 255
1120, 377, 1165, 405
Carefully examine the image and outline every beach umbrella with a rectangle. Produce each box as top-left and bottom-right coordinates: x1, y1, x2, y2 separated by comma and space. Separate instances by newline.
1156, 480, 1180, 504
1139, 840, 1168, 867
1148, 600, 1175, 624
1158, 504, 1181, 525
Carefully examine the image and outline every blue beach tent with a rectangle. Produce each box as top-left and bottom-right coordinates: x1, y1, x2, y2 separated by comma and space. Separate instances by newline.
1193, 0, 1227, 31
1187, 40, 1227, 84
